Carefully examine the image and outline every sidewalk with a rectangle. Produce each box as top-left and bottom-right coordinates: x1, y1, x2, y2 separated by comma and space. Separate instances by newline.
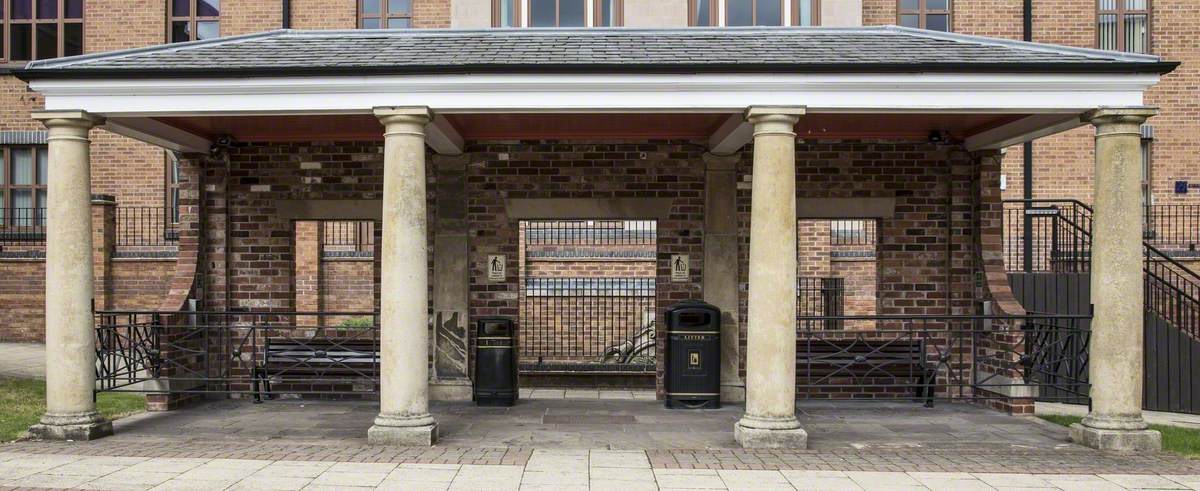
0, 342, 44, 380
1, 449, 1198, 491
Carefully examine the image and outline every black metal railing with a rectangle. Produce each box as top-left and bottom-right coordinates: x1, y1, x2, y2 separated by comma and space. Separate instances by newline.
519, 277, 656, 373
830, 219, 877, 246
322, 220, 374, 258
1145, 244, 1200, 341
1002, 199, 1092, 273
95, 311, 380, 397
1145, 204, 1200, 254
524, 219, 657, 246
115, 206, 179, 248
795, 314, 1091, 403
0, 207, 46, 247
798, 277, 845, 330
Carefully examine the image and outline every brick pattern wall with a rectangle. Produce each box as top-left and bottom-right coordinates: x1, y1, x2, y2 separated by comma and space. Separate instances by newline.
413, 0, 452, 27
290, 0, 358, 29
0, 261, 45, 341
320, 259, 376, 323
221, 0, 284, 36
797, 220, 832, 277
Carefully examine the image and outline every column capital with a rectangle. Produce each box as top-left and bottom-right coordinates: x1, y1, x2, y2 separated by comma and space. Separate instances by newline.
374, 106, 432, 125
1081, 107, 1157, 127
745, 106, 806, 126
32, 110, 104, 131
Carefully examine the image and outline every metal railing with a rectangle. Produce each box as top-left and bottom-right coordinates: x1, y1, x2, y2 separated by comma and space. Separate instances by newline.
1002, 200, 1092, 273
115, 206, 179, 248
95, 311, 380, 396
524, 219, 657, 246
830, 219, 877, 246
322, 220, 374, 258
794, 314, 1091, 404
519, 276, 656, 373
0, 207, 46, 247
798, 277, 845, 330
1145, 204, 1200, 254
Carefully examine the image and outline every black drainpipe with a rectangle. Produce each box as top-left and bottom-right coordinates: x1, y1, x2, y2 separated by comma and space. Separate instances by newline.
1021, 0, 1035, 273
282, 0, 292, 28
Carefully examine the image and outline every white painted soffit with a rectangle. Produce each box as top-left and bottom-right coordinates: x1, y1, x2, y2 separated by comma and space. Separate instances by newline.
29, 72, 1156, 116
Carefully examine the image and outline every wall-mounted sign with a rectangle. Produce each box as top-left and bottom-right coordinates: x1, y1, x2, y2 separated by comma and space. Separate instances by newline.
1176, 181, 1199, 195
670, 254, 689, 282
487, 255, 506, 282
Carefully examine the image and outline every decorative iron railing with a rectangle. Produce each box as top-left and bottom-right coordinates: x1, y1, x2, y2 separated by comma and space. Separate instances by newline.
95, 311, 380, 398
115, 206, 179, 248
795, 314, 1091, 404
1002, 199, 1092, 273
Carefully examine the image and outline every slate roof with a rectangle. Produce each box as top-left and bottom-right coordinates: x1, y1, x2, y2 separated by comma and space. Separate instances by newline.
18, 26, 1175, 79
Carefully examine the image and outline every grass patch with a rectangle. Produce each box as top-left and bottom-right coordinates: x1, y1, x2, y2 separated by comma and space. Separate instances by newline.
1038, 414, 1200, 457
0, 378, 145, 442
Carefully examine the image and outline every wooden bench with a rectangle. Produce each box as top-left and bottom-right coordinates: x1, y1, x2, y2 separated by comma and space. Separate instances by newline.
796, 338, 936, 406
252, 338, 379, 402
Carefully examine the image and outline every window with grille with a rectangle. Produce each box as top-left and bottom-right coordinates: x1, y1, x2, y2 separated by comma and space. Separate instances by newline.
1098, 0, 1150, 53
2, 0, 84, 61
898, 0, 950, 32
169, 0, 219, 43
360, 0, 412, 28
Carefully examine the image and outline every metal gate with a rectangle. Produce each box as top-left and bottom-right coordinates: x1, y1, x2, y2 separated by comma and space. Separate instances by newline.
518, 220, 657, 373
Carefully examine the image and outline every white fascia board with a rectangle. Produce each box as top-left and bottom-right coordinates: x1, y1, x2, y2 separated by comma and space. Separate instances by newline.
30, 73, 1157, 117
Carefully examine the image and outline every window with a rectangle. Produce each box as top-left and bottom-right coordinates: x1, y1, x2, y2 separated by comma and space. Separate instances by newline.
794, 0, 819, 26
0, 147, 48, 227
529, 0, 585, 27
360, 0, 412, 29
727, 0, 782, 26
169, 0, 219, 43
594, 0, 620, 26
493, 0, 520, 27
165, 153, 180, 225
691, 0, 799, 27
1098, 0, 1150, 53
898, 0, 950, 32
2, 0, 84, 62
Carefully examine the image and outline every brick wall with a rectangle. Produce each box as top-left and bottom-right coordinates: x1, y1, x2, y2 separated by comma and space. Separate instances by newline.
320, 259, 376, 323
290, 0, 358, 29
0, 261, 45, 341
413, 0, 452, 27
221, 0, 284, 36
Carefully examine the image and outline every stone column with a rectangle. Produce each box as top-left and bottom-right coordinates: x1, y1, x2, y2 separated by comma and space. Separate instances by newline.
701, 152, 744, 402
29, 110, 111, 441
367, 107, 437, 446
735, 106, 807, 449
1070, 107, 1160, 452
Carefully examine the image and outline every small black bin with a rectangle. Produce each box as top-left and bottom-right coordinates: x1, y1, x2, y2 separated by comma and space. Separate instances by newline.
474, 317, 518, 406
664, 300, 721, 409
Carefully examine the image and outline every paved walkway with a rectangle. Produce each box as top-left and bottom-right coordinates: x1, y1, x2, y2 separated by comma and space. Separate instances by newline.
0, 342, 43, 379
1, 449, 1198, 490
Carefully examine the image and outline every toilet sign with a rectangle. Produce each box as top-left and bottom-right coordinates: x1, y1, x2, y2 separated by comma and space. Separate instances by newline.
670, 254, 689, 282
487, 255, 506, 282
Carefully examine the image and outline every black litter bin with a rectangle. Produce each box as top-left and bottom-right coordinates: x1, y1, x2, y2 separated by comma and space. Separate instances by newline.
664, 300, 721, 409
473, 317, 517, 406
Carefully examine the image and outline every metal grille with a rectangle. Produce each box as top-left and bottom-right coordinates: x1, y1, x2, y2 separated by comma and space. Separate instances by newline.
322, 221, 375, 258
519, 220, 657, 373
115, 207, 179, 248
798, 277, 845, 330
830, 219, 877, 246
0, 208, 46, 249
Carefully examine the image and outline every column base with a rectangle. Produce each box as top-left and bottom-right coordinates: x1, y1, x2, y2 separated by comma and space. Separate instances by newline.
28, 411, 113, 441
1070, 423, 1161, 452
734, 416, 808, 449
367, 413, 438, 446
